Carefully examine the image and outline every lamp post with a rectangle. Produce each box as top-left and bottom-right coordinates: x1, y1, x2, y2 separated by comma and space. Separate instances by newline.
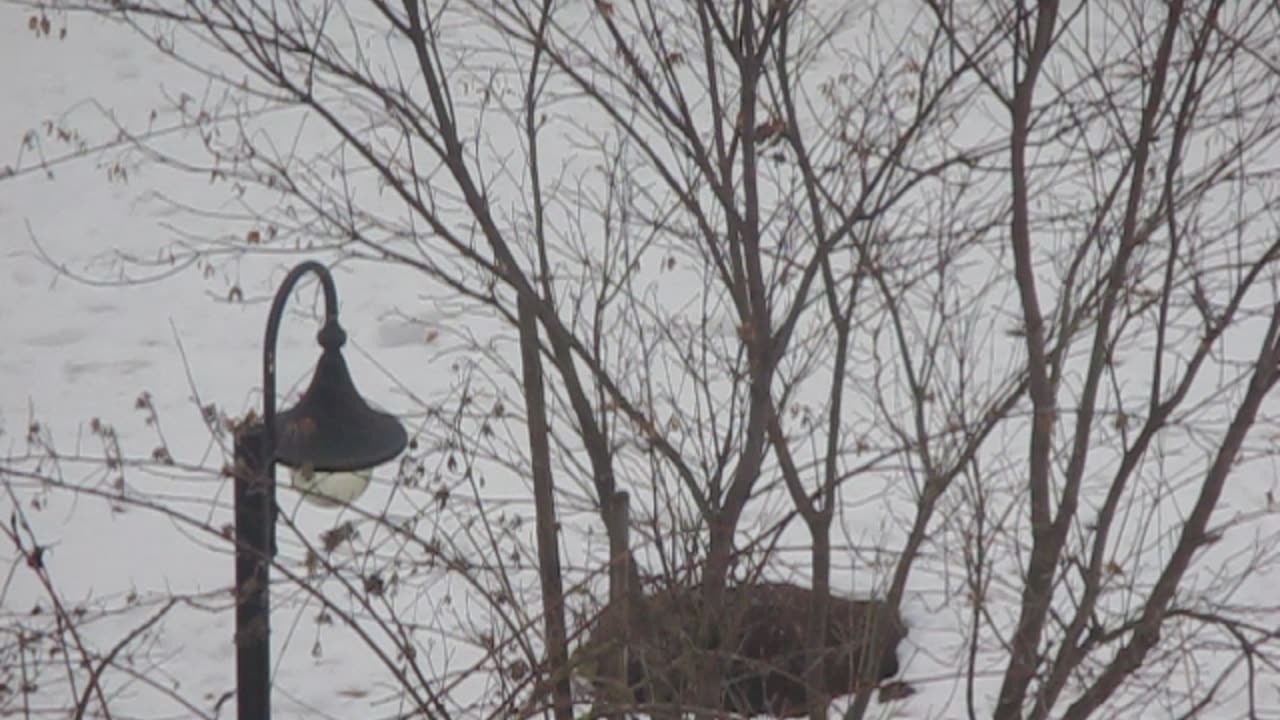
233, 260, 408, 720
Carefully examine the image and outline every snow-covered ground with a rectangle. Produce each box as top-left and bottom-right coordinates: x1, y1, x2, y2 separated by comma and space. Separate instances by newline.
0, 9, 451, 718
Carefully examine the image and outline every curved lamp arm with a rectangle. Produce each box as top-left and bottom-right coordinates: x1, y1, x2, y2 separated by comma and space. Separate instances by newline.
261, 260, 342, 460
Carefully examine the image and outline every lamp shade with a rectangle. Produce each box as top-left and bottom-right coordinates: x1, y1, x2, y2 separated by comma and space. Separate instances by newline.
273, 345, 408, 473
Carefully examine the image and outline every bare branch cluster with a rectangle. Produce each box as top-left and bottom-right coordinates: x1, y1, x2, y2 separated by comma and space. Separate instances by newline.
3, 0, 1280, 718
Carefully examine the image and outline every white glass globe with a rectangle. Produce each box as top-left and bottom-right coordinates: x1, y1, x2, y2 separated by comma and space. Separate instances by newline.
289, 464, 373, 507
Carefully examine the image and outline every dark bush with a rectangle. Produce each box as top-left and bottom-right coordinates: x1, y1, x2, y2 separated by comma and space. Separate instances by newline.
580, 581, 906, 717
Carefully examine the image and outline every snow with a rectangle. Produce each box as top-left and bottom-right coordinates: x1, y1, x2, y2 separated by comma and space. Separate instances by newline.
0, 10, 437, 718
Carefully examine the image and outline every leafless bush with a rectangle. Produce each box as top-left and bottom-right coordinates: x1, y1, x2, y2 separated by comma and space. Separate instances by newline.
4, 0, 1280, 718
580, 581, 905, 717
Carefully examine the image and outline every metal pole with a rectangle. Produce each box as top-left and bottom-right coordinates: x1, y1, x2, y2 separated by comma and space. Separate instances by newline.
234, 261, 340, 719
234, 423, 274, 720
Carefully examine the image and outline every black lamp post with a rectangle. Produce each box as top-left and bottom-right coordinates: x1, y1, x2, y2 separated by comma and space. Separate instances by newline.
233, 261, 407, 720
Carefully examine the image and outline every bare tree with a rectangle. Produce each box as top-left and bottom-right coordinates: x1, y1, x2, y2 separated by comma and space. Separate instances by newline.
4, 0, 1280, 718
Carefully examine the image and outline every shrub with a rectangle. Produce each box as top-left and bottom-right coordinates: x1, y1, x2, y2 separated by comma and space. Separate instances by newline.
579, 581, 905, 717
